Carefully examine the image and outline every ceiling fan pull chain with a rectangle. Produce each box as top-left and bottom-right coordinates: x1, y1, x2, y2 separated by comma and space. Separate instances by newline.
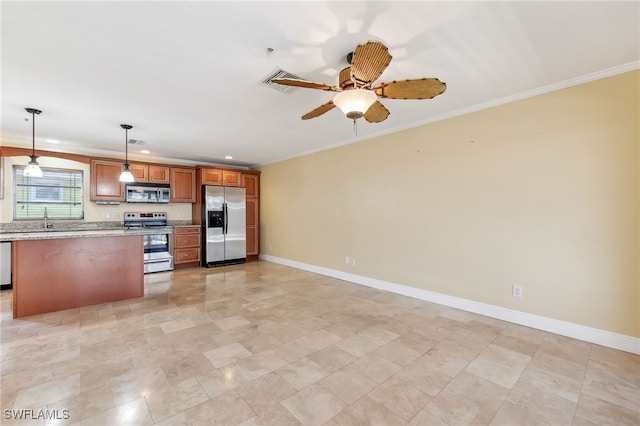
353, 118, 357, 136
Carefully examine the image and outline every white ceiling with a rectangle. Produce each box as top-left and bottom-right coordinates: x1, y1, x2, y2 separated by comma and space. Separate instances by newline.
2, 1, 638, 168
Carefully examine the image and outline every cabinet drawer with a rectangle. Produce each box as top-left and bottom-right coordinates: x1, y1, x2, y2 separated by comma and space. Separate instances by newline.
174, 226, 200, 235
175, 234, 200, 248
174, 248, 200, 263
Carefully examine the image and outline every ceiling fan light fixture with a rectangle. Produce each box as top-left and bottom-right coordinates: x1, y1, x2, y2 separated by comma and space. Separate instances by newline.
333, 89, 377, 120
273, 41, 444, 125
23, 108, 43, 178
119, 124, 135, 183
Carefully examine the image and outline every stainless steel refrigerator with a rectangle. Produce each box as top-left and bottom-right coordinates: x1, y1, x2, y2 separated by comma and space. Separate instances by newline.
203, 186, 246, 267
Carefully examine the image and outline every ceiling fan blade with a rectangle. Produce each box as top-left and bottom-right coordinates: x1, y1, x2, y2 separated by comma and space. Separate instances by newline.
350, 41, 392, 88
301, 101, 336, 120
364, 101, 390, 123
271, 78, 340, 92
373, 78, 446, 99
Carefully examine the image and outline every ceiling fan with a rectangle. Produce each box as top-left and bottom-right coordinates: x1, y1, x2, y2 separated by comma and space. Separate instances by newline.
272, 40, 446, 124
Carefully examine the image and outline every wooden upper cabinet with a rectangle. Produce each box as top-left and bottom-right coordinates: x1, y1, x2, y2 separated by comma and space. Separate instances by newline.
129, 163, 148, 182
242, 173, 259, 198
170, 167, 196, 203
90, 159, 124, 201
0, 153, 4, 200
148, 165, 170, 183
200, 168, 223, 185
200, 168, 241, 186
89, 158, 247, 206
129, 163, 169, 183
222, 170, 241, 187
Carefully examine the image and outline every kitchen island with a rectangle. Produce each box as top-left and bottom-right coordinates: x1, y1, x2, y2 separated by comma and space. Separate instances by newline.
1, 228, 160, 318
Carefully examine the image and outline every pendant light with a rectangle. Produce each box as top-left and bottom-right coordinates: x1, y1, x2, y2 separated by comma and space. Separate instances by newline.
119, 124, 134, 182
23, 108, 43, 178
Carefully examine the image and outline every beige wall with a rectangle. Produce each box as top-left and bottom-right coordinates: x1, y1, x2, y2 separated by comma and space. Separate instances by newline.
260, 70, 639, 337
0, 156, 192, 223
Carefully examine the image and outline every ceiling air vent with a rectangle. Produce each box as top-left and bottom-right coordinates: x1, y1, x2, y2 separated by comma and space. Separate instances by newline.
128, 139, 146, 146
259, 68, 303, 93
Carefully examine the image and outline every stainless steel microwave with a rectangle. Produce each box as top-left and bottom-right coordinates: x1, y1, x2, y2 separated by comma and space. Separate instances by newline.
125, 184, 170, 203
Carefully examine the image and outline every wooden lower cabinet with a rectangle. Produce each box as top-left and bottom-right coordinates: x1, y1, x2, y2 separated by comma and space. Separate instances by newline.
174, 226, 201, 268
246, 198, 259, 257
13, 236, 143, 318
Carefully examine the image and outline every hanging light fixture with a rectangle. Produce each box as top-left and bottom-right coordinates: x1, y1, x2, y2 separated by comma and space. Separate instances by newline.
119, 124, 134, 183
23, 108, 43, 178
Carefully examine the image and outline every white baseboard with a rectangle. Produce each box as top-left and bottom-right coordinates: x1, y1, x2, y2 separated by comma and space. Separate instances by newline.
260, 254, 640, 355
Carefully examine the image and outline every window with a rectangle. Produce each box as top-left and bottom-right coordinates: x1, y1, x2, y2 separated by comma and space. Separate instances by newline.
14, 166, 83, 220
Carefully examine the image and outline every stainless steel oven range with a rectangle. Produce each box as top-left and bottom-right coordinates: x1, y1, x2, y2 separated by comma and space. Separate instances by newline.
124, 212, 173, 274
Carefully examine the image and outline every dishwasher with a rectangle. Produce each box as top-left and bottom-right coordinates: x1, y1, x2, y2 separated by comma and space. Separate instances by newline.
1, 242, 11, 290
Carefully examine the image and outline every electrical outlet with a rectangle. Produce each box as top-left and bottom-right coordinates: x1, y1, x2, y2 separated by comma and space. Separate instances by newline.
345, 256, 350, 265
351, 258, 356, 266
512, 285, 523, 298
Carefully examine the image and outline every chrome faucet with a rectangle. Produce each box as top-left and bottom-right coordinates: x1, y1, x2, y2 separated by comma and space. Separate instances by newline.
44, 207, 52, 229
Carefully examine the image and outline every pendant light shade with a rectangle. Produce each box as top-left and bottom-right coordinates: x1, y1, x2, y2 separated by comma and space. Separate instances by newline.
120, 163, 134, 183
332, 89, 377, 120
119, 124, 135, 183
23, 108, 43, 178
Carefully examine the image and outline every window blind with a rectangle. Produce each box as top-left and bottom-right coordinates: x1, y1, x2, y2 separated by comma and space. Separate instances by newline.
14, 166, 84, 220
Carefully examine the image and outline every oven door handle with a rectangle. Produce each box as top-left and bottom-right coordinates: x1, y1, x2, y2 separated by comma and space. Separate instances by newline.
145, 258, 172, 264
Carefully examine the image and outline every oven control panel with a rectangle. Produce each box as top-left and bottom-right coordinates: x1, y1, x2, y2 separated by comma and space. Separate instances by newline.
124, 212, 167, 220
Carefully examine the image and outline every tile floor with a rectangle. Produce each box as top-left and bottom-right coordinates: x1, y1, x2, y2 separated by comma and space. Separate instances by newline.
1, 261, 638, 425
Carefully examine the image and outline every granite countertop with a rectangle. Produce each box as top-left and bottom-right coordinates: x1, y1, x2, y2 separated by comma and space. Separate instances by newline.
0, 225, 175, 242
0, 219, 196, 242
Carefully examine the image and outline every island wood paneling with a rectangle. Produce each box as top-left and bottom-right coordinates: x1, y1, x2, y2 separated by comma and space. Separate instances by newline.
12, 235, 144, 318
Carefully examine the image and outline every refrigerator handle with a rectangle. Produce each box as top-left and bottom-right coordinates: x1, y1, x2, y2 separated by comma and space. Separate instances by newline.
223, 203, 228, 234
